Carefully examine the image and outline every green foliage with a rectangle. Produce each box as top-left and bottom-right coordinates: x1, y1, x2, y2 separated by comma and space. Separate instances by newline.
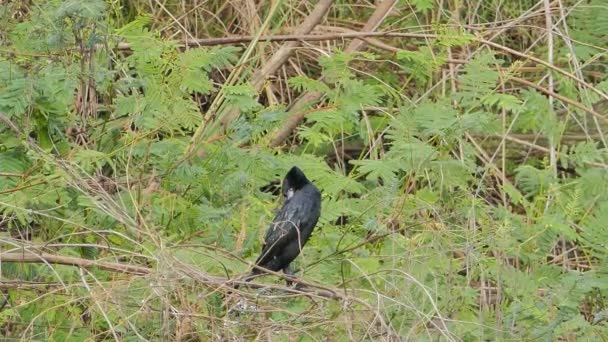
453, 51, 501, 108
411, 0, 435, 12
0, 0, 607, 340
114, 19, 240, 134
396, 47, 443, 85
289, 52, 383, 147
569, 0, 608, 60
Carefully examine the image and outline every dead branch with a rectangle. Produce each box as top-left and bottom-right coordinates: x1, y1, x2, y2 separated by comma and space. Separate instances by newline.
218, 0, 334, 128
115, 31, 434, 50
0, 251, 344, 301
270, 0, 398, 147
0, 252, 151, 275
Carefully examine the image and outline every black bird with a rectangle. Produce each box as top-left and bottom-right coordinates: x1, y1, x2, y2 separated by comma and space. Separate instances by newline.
246, 166, 321, 284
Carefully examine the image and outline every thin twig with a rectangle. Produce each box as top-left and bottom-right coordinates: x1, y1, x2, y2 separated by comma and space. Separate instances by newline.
543, 0, 557, 178
0, 112, 22, 137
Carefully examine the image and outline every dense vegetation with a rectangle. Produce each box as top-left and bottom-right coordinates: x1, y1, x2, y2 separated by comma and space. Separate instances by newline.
1, 0, 607, 340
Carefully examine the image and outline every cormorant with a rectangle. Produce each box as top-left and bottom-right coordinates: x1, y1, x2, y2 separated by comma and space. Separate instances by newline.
246, 166, 321, 284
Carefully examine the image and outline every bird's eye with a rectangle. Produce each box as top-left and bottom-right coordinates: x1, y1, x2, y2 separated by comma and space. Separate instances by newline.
285, 188, 295, 200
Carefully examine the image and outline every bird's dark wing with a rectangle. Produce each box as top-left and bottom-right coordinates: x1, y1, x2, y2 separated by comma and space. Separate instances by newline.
255, 191, 320, 267
255, 201, 300, 266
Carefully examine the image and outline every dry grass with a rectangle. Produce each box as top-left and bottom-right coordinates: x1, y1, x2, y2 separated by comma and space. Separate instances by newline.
1, 0, 607, 340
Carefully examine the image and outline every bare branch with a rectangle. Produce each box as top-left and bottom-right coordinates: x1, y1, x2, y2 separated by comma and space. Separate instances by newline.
217, 0, 334, 129
115, 31, 433, 50
270, 0, 398, 147
0, 252, 152, 275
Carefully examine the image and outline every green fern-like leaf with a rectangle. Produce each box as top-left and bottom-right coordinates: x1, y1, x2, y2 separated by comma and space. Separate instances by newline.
279, 154, 365, 196
55, 0, 106, 20
117, 16, 178, 68
350, 159, 401, 183
386, 138, 438, 172
304, 108, 356, 139
0, 152, 28, 190
560, 141, 606, 169
0, 60, 32, 117
288, 75, 332, 94
318, 50, 357, 83
482, 93, 523, 113
224, 84, 262, 113
176, 46, 238, 72
336, 79, 383, 114
517, 89, 560, 141
396, 47, 443, 85
429, 159, 474, 190
569, 0, 608, 59
514, 165, 554, 198
411, 0, 435, 12
168, 97, 201, 131
581, 201, 608, 253
178, 68, 214, 94
407, 99, 458, 137
73, 149, 113, 173
453, 51, 500, 108
174, 47, 239, 95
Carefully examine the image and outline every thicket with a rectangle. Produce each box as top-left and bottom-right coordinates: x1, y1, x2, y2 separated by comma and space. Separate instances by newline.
0, 0, 607, 340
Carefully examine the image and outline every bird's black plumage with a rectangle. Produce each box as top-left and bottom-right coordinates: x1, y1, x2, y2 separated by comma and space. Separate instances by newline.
248, 166, 321, 281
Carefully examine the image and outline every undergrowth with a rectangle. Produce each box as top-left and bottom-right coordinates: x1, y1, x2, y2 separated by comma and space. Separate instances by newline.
0, 0, 607, 340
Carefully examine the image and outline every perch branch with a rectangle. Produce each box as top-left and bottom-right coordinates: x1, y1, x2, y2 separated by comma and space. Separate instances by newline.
0, 251, 349, 301
0, 252, 151, 275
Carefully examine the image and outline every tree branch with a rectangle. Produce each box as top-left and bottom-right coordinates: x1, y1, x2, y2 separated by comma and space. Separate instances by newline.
269, 0, 398, 147
0, 251, 341, 300
115, 31, 434, 50
0, 252, 151, 275
217, 0, 334, 129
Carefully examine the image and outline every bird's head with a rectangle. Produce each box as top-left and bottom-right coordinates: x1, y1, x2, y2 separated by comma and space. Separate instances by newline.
282, 166, 310, 200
